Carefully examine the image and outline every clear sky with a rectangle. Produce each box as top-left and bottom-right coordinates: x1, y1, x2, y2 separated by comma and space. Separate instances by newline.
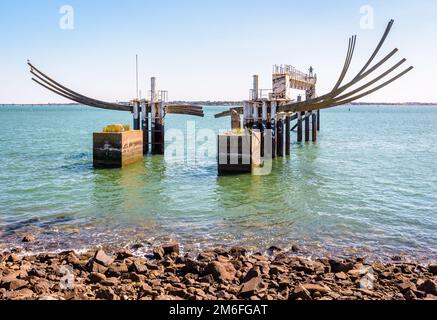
0, 0, 436, 104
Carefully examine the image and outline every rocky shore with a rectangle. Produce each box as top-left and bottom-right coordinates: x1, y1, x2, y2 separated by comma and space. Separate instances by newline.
1, 244, 436, 300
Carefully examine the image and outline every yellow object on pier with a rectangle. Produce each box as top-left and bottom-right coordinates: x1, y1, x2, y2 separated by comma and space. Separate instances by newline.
102, 124, 130, 133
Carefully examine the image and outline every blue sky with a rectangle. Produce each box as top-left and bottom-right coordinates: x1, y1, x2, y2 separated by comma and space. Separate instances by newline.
0, 0, 436, 103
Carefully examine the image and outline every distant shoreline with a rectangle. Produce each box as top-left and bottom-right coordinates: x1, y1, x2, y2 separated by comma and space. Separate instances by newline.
1, 102, 437, 107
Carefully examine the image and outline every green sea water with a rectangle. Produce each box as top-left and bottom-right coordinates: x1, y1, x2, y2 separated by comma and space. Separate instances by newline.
0, 105, 436, 262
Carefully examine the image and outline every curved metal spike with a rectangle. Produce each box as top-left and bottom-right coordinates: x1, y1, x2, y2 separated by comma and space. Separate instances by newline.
331, 35, 357, 93
281, 21, 397, 111
31, 78, 128, 112
329, 66, 413, 107
355, 19, 394, 78
329, 59, 407, 104
31, 70, 132, 112
29, 62, 132, 112
287, 66, 413, 113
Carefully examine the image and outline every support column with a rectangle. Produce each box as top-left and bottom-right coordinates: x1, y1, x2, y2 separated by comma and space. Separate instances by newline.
285, 114, 291, 155
271, 101, 277, 158
276, 115, 284, 157
133, 100, 141, 130
150, 77, 164, 155
261, 101, 268, 157
317, 109, 320, 131
297, 112, 303, 143
312, 112, 317, 142
141, 100, 149, 154
305, 111, 310, 142
231, 109, 241, 130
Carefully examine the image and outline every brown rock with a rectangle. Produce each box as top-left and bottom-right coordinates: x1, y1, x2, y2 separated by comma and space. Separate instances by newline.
93, 250, 114, 267
8, 254, 20, 263
116, 249, 133, 260
417, 279, 437, 296
100, 277, 119, 287
132, 261, 148, 274
22, 234, 35, 243
29, 268, 46, 278
155, 295, 184, 301
270, 265, 288, 276
301, 284, 331, 295
162, 243, 180, 256
89, 272, 107, 284
33, 280, 51, 295
329, 259, 354, 273
106, 262, 128, 277
199, 274, 214, 284
335, 272, 348, 280
6, 288, 34, 300
404, 290, 417, 301
429, 265, 437, 275
153, 246, 165, 260
397, 280, 416, 293
230, 247, 247, 257
95, 287, 119, 300
292, 285, 312, 300
240, 277, 263, 298
88, 261, 108, 274
128, 273, 145, 283
9, 279, 28, 290
206, 261, 236, 282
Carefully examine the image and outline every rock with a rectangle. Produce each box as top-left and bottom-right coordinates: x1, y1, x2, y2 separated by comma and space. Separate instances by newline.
106, 262, 128, 277
33, 280, 51, 295
132, 261, 148, 274
329, 259, 354, 273
301, 284, 331, 295
428, 265, 437, 275
153, 246, 165, 260
0, 271, 20, 285
199, 274, 214, 284
267, 246, 282, 255
291, 245, 300, 253
243, 267, 261, 282
392, 255, 403, 261
128, 273, 145, 283
8, 254, 20, 263
88, 261, 108, 274
240, 277, 263, 298
417, 279, 437, 296
155, 295, 184, 301
89, 272, 107, 284
292, 285, 312, 300
9, 279, 28, 290
270, 265, 288, 276
162, 243, 180, 256
230, 247, 247, 257
93, 250, 114, 267
39, 296, 63, 301
404, 290, 417, 301
335, 272, 348, 280
206, 261, 236, 282
6, 288, 34, 300
116, 249, 133, 260
397, 280, 416, 293
131, 243, 144, 250
22, 234, 35, 243
95, 288, 119, 300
